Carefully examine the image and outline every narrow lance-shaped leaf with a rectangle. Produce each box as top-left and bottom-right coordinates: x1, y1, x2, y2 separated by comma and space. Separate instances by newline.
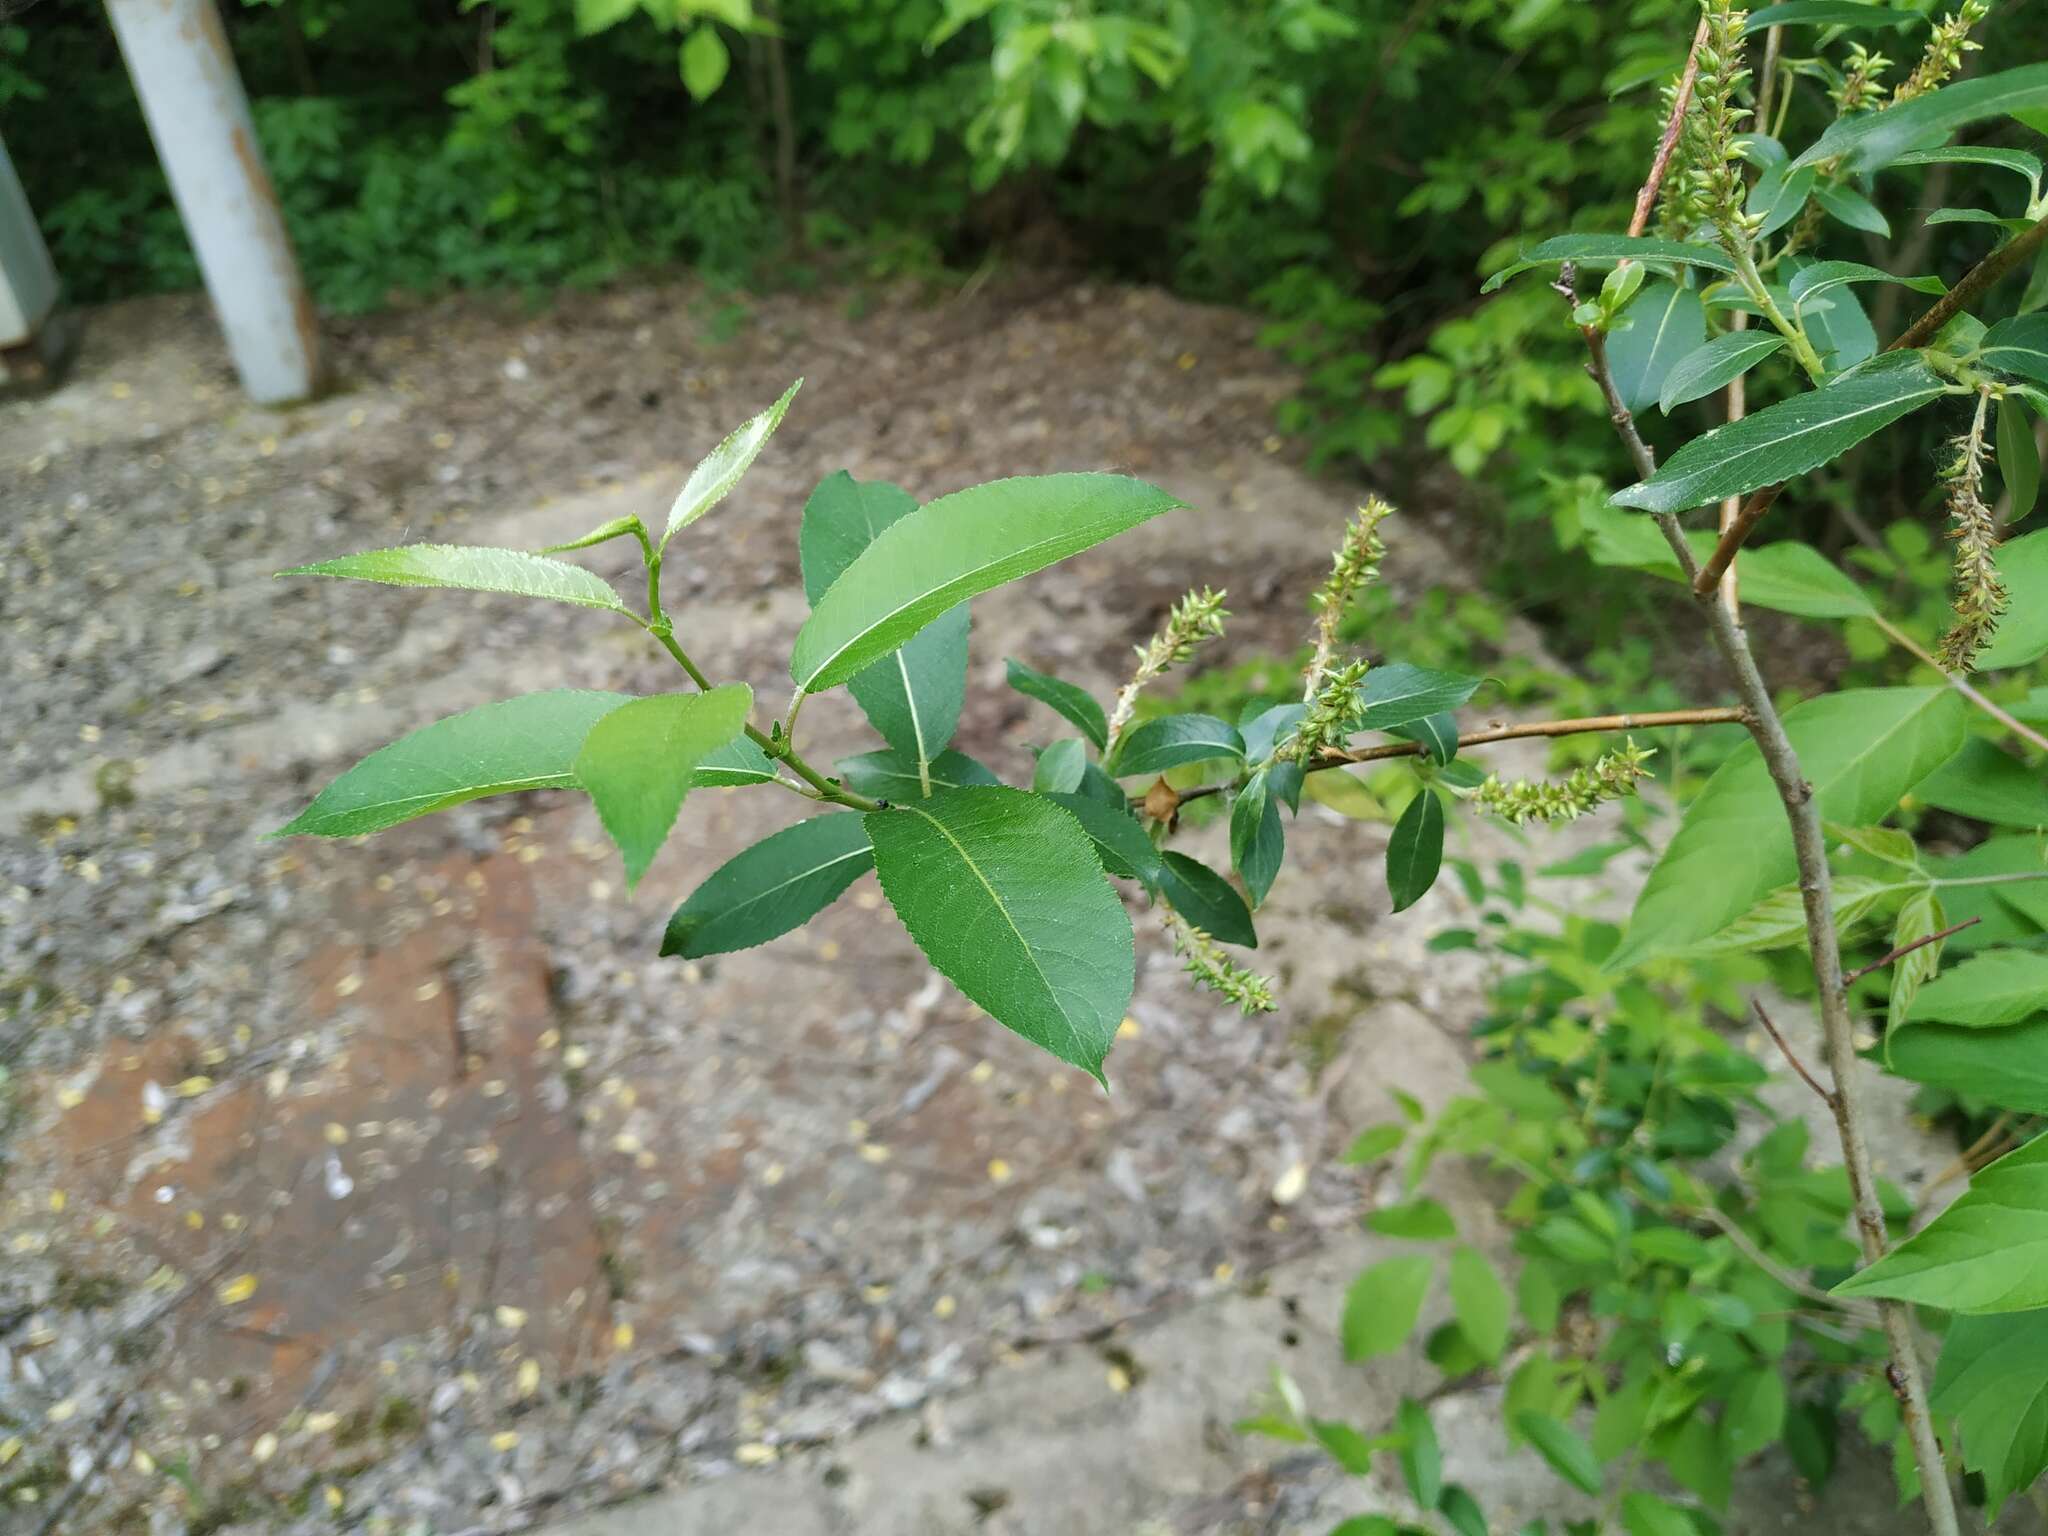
1814, 183, 1890, 238
276, 690, 630, 837
1481, 235, 1738, 293
1230, 771, 1286, 907
1043, 792, 1164, 888
1611, 355, 1952, 514
1111, 713, 1245, 776
1791, 64, 2048, 174
575, 686, 753, 889
1983, 317, 2048, 387
1835, 1133, 2048, 1312
1606, 283, 1704, 414
800, 472, 970, 784
1977, 529, 2048, 670
791, 474, 1183, 693
1744, 1, 1923, 32
1160, 851, 1258, 948
1660, 331, 1788, 414
1788, 261, 1945, 309
1906, 948, 2048, 1027
661, 814, 874, 959
865, 787, 1135, 1078
1006, 658, 1109, 751
2000, 397, 2040, 524
1387, 787, 1445, 913
278, 545, 629, 615
1611, 688, 1967, 967
1890, 144, 2046, 185
662, 379, 801, 548
1352, 663, 1483, 734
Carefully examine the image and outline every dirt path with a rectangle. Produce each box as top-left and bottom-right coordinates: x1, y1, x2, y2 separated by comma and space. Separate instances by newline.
0, 278, 1955, 1535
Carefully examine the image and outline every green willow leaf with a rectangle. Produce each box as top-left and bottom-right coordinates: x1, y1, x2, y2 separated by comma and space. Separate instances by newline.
1890, 145, 2044, 183
693, 734, 779, 788
1914, 736, 2048, 826
1006, 658, 1109, 750
1744, 0, 1921, 31
662, 379, 801, 548
276, 689, 630, 837
1394, 711, 1460, 764
1907, 948, 2048, 1027
1814, 183, 1890, 237
1787, 261, 1945, 308
1659, 331, 1788, 414
2000, 397, 2040, 524
1240, 701, 1307, 764
1835, 1133, 2048, 1312
791, 474, 1183, 693
1732, 541, 1879, 618
1367, 1196, 1456, 1239
1111, 713, 1245, 776
1795, 265, 1877, 370
1043, 792, 1163, 887
1396, 1398, 1443, 1510
1483, 235, 1738, 293
1674, 875, 1900, 957
1161, 851, 1257, 947
278, 544, 628, 614
1792, 64, 2048, 174
1890, 1018, 2048, 1110
661, 813, 874, 959
1387, 787, 1445, 913
1341, 1255, 1434, 1361
800, 472, 971, 781
1516, 1412, 1604, 1495
1353, 663, 1483, 734
1611, 687, 1967, 967
1932, 1309, 2048, 1515
1925, 207, 2031, 231
1611, 354, 1951, 514
1230, 772, 1286, 907
1622, 1492, 1699, 1536
837, 747, 1000, 803
1032, 738, 1087, 794
1608, 282, 1705, 414
574, 685, 752, 888
1977, 530, 2048, 670
865, 787, 1134, 1079
1747, 161, 1816, 238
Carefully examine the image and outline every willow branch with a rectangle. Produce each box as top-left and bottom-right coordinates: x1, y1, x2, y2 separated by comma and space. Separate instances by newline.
1629, 18, 1711, 238
1753, 999, 1835, 1107
1842, 917, 1981, 986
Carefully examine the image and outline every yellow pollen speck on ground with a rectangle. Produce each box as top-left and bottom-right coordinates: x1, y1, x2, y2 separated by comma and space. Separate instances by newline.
306, 1411, 340, 1434
177, 1076, 212, 1097
1213, 1261, 1235, 1284
613, 1322, 635, 1350
48, 1191, 65, 1213
986, 1159, 1013, 1184
612, 1133, 641, 1155
325, 1486, 344, 1512
109, 382, 131, 399
1107, 1364, 1132, 1393
735, 1442, 778, 1466
57, 1086, 85, 1110
414, 981, 441, 1002
563, 1045, 590, 1070
932, 1295, 957, 1319
48, 1400, 77, 1423
491, 1431, 520, 1452
818, 939, 840, 960
517, 1358, 541, 1397
0, 1438, 19, 1465
184, 1211, 203, 1230
969, 1061, 994, 1085
325, 1123, 349, 1145
252, 1433, 278, 1462
863, 1283, 891, 1303
858, 1143, 890, 1164
761, 1162, 785, 1187
496, 1305, 528, 1331
1117, 1017, 1139, 1039
335, 973, 362, 998
217, 1273, 259, 1305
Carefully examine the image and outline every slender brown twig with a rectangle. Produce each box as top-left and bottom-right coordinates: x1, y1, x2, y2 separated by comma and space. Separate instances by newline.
1842, 916, 1981, 985
1693, 210, 2048, 595
1753, 999, 1837, 1108
1630, 18, 1711, 239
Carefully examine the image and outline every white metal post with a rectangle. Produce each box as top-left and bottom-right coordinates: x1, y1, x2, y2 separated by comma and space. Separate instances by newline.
104, 0, 323, 404
0, 131, 72, 387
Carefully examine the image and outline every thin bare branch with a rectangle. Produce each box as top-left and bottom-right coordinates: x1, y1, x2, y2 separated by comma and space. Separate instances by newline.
1843, 916, 1981, 985
1753, 999, 1837, 1108
1629, 18, 1712, 239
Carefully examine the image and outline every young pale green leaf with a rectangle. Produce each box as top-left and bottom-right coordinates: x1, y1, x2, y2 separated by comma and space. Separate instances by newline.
1925, 207, 2032, 231
1724, 1368, 1788, 1461
1914, 736, 2048, 826
1890, 145, 2044, 184
575, 686, 752, 889
1906, 948, 2048, 1027
1797, 269, 1877, 370
1673, 875, 1900, 957
1341, 1255, 1434, 1361
1814, 183, 1890, 237
574, 0, 638, 34
1611, 688, 1967, 967
1746, 162, 1817, 238
1931, 1309, 2048, 1515
1343, 1123, 1407, 1164
1230, 772, 1286, 907
799, 472, 972, 778
1890, 1018, 2048, 1111
1042, 793, 1163, 887
1792, 64, 2048, 174
1731, 541, 1880, 619
1303, 767, 1389, 820
661, 813, 873, 959
1448, 1245, 1511, 1364
1367, 1196, 1457, 1240
693, 734, 780, 788
866, 787, 1134, 1079
2000, 397, 2040, 524
539, 514, 646, 556
1005, 658, 1109, 751
1516, 1412, 1603, 1495
1607, 283, 1704, 414
837, 747, 1000, 803
1744, 0, 1921, 31
1387, 788, 1445, 913
1835, 1133, 2048, 1311
1032, 738, 1087, 794
1977, 530, 2048, 670
1788, 261, 1944, 308
679, 25, 728, 100
1161, 851, 1258, 948
276, 689, 630, 837
1621, 1492, 1699, 1536
1395, 1398, 1443, 1510
790, 474, 1183, 693
661, 379, 801, 549
1482, 236, 1737, 293
1983, 317, 2048, 386
278, 544, 629, 614
1885, 888, 1947, 1047
1611, 354, 1951, 514
1110, 714, 1245, 776
1352, 664, 1483, 736
1659, 331, 1788, 414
